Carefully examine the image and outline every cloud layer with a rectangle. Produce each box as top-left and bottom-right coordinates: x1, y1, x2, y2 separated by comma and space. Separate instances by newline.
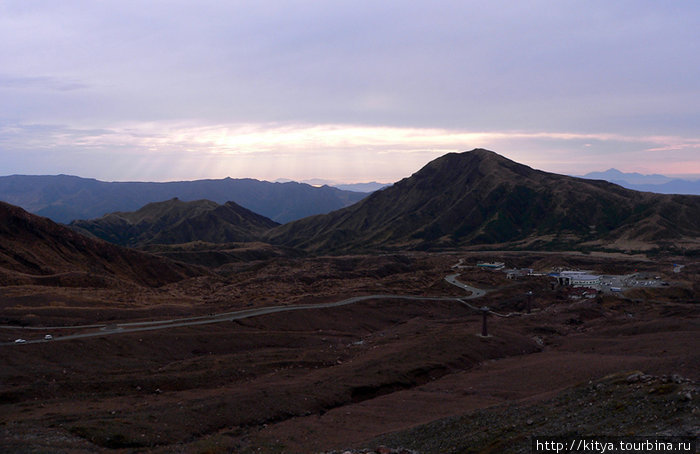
1, 1, 698, 181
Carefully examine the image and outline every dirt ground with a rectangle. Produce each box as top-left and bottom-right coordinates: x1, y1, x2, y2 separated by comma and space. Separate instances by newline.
0, 252, 698, 453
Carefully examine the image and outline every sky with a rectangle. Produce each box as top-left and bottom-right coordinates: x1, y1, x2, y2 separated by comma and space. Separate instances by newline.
1, 1, 699, 183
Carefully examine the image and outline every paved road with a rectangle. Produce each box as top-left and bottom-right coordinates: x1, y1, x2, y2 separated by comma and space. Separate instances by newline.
445, 273, 487, 298
2, 269, 487, 346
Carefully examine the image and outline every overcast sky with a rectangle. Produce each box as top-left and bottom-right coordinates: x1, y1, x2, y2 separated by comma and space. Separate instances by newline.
1, 1, 698, 183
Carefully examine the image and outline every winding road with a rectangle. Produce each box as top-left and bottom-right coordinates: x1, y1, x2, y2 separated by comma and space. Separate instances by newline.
1, 267, 490, 346
445, 273, 487, 298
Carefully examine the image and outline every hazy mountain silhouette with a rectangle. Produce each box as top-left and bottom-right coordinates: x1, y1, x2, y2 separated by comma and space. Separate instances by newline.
70, 198, 279, 247
582, 169, 674, 185
266, 149, 700, 253
623, 180, 700, 196
0, 201, 201, 287
332, 182, 392, 192
582, 169, 700, 195
0, 175, 366, 224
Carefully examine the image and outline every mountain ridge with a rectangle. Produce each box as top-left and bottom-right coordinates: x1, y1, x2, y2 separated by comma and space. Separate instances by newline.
0, 175, 367, 224
0, 201, 202, 287
70, 198, 279, 247
265, 149, 700, 253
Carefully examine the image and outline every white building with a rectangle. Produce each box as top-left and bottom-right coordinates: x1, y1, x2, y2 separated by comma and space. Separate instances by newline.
553, 271, 601, 288
477, 262, 505, 270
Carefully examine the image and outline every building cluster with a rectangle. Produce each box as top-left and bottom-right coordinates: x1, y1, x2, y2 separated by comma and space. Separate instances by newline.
548, 270, 601, 288
477, 260, 603, 293
473, 259, 670, 299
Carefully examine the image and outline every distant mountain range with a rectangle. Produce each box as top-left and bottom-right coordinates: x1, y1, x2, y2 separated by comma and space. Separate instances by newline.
4, 150, 700, 262
0, 175, 367, 224
332, 182, 391, 192
70, 198, 279, 247
276, 178, 392, 193
0, 201, 200, 287
581, 169, 700, 195
265, 150, 700, 253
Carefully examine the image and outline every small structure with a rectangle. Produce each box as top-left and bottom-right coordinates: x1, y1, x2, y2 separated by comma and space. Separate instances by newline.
564, 287, 598, 300
477, 262, 505, 270
480, 306, 490, 336
506, 268, 533, 279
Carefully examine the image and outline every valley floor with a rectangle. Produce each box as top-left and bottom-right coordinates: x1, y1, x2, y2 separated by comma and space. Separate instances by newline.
0, 252, 698, 453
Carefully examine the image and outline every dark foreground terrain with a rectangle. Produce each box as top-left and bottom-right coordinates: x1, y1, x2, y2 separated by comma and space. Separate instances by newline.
1, 252, 698, 453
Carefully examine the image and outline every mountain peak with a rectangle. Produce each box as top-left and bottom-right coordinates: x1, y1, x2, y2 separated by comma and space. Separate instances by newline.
266, 150, 700, 253
438, 148, 503, 162
436, 149, 516, 166
412, 149, 533, 186
466, 147, 498, 156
